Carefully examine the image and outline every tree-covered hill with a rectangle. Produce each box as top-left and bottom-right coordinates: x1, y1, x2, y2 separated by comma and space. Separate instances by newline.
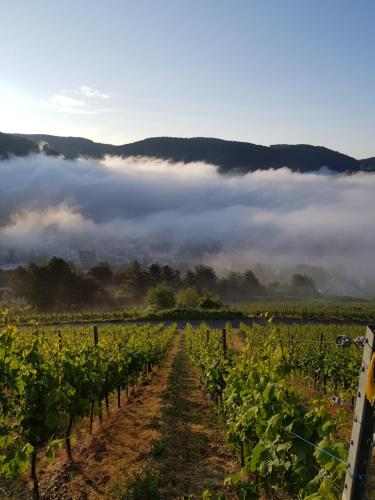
1, 131, 372, 173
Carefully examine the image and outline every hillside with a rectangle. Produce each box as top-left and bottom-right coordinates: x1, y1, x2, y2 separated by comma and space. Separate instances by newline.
1, 131, 372, 173
15, 133, 116, 158
0, 132, 38, 159
359, 157, 375, 171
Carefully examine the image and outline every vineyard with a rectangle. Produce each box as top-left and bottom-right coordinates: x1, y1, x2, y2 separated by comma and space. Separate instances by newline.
0, 310, 374, 498
3, 299, 375, 326
0, 313, 175, 498
237, 301, 375, 323
186, 321, 373, 498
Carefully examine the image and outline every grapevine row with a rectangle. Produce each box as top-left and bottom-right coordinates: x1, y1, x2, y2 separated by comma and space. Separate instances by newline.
0, 311, 176, 499
186, 323, 348, 498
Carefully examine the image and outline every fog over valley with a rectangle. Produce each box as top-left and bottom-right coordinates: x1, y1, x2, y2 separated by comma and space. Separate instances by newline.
0, 153, 374, 293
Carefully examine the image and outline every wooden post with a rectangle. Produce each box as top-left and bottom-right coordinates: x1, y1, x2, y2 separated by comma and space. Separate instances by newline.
93, 325, 99, 346
319, 332, 324, 388
222, 328, 227, 356
240, 441, 245, 467
342, 325, 375, 500
206, 329, 210, 345
31, 451, 39, 499
89, 401, 94, 434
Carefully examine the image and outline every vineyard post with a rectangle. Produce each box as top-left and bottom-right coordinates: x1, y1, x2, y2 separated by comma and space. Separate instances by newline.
342, 325, 375, 500
319, 332, 324, 389
31, 451, 39, 500
91, 325, 99, 431
206, 329, 210, 345
93, 325, 99, 346
222, 328, 227, 356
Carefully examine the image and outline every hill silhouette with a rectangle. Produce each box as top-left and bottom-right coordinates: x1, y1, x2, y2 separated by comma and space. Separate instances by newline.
0, 132, 38, 159
0, 132, 372, 173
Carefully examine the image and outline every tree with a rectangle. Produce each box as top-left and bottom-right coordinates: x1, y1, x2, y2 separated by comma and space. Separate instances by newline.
120, 260, 148, 302
243, 270, 263, 295
9, 258, 100, 310
147, 284, 176, 310
160, 265, 180, 289
183, 269, 197, 288
10, 266, 33, 302
176, 287, 199, 308
148, 263, 162, 286
198, 290, 222, 309
218, 269, 263, 300
88, 263, 113, 286
290, 273, 318, 296
192, 265, 217, 292
72, 275, 99, 304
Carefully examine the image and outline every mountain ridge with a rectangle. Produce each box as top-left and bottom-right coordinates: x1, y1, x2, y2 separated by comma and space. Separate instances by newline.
1, 131, 373, 173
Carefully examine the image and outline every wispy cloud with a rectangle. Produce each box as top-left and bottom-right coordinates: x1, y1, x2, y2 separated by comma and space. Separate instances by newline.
80, 85, 109, 99
49, 85, 111, 114
50, 94, 85, 110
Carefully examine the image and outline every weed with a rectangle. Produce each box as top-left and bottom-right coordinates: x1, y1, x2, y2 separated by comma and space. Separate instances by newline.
106, 467, 160, 499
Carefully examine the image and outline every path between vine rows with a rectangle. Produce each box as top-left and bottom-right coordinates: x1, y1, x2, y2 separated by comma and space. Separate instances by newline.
37, 332, 238, 499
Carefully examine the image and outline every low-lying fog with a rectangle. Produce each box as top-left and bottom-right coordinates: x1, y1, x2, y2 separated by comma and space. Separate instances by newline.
0, 153, 374, 283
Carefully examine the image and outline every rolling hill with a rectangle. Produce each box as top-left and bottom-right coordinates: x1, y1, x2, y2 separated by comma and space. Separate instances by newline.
0, 131, 372, 173
0, 132, 38, 159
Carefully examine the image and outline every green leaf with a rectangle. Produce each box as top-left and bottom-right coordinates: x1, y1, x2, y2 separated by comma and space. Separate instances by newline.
250, 443, 266, 472
262, 383, 275, 403
44, 412, 60, 430
322, 419, 336, 435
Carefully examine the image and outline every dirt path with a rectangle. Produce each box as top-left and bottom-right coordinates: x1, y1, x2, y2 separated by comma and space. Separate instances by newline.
35, 332, 238, 499
153, 333, 238, 498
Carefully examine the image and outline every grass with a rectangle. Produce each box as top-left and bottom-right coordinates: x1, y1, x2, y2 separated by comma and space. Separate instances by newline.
106, 467, 161, 500
147, 334, 238, 497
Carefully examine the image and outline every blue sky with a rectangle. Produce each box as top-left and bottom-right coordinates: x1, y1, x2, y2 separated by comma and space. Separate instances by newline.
0, 0, 374, 158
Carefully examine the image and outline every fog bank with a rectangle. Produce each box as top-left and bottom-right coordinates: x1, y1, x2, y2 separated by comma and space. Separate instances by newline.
0, 154, 374, 279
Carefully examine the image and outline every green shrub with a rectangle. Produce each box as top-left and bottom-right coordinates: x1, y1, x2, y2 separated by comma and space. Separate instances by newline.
198, 290, 222, 309
147, 284, 176, 310
176, 287, 199, 308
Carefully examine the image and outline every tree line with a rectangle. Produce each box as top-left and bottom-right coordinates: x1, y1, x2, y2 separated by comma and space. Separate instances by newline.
2, 257, 318, 311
